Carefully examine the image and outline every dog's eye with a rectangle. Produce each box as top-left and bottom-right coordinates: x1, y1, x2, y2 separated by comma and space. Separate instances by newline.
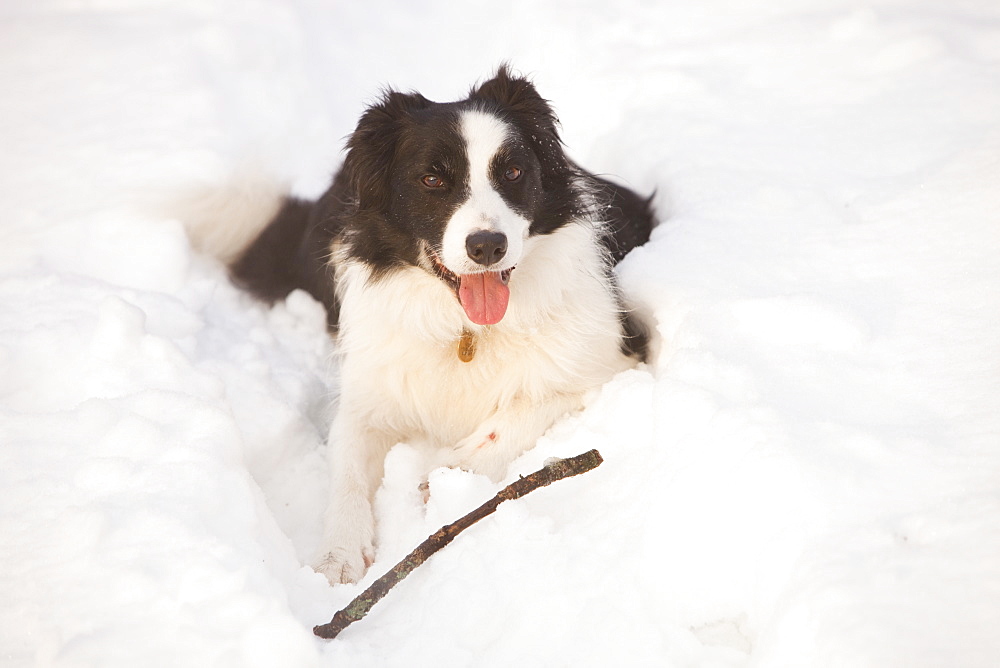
421, 175, 445, 188
503, 166, 522, 182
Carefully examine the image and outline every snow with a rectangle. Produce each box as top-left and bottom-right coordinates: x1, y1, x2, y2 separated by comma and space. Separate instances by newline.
2, 0, 999, 666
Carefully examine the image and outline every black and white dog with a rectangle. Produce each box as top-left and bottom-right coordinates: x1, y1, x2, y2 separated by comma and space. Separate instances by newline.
226, 67, 655, 584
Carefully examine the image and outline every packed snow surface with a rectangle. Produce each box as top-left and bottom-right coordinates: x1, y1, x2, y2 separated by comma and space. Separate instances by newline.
2, 1, 999, 666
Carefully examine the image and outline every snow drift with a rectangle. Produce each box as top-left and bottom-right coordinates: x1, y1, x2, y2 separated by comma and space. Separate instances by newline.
2, 1, 999, 666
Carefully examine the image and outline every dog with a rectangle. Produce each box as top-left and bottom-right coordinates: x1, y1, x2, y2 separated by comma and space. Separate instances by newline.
226, 66, 655, 584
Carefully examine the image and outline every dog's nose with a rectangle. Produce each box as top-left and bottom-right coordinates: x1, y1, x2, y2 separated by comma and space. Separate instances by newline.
465, 230, 508, 267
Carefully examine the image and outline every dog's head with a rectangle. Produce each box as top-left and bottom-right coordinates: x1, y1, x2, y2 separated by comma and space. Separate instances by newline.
341, 66, 579, 326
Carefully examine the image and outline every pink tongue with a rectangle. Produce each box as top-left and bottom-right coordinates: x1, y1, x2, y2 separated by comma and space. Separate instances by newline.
458, 272, 510, 325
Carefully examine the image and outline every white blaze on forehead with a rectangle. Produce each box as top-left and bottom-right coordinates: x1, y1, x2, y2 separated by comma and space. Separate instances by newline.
461, 109, 509, 193
439, 109, 530, 275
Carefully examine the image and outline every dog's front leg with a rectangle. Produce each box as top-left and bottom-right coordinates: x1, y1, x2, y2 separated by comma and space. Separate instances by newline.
447, 392, 583, 482
315, 411, 395, 585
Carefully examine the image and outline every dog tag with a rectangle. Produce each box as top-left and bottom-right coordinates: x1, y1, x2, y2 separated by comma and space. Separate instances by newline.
457, 329, 476, 363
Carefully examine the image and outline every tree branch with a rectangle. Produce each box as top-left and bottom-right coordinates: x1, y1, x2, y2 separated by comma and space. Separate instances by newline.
313, 449, 604, 640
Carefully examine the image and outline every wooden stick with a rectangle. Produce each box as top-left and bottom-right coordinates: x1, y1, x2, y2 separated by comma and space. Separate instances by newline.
313, 449, 604, 639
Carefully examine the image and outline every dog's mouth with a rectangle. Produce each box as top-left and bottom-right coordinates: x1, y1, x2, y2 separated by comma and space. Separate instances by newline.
428, 250, 514, 326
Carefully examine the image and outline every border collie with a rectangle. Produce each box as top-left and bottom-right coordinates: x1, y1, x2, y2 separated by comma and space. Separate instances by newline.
224, 66, 655, 584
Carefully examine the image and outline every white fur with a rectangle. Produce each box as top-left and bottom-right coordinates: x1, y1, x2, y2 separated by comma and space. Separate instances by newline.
174, 169, 286, 264
439, 110, 528, 274
316, 219, 633, 583
315, 113, 636, 585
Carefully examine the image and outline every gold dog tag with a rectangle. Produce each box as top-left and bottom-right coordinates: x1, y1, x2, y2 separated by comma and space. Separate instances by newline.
458, 329, 476, 363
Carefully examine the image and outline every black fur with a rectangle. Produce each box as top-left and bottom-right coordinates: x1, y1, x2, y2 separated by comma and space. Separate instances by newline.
230, 66, 655, 354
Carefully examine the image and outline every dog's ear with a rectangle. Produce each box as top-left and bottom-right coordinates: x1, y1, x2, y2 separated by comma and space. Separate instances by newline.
470, 65, 570, 183
345, 90, 430, 212
470, 65, 557, 129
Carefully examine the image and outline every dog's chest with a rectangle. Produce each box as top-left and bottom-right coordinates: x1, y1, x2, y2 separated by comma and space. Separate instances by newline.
343, 312, 580, 442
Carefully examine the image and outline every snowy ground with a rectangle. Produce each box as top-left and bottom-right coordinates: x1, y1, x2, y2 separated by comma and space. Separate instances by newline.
2, 1, 999, 666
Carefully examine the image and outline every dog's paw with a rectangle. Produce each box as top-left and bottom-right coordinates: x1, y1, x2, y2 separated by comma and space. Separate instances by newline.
449, 427, 508, 482
315, 542, 375, 585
